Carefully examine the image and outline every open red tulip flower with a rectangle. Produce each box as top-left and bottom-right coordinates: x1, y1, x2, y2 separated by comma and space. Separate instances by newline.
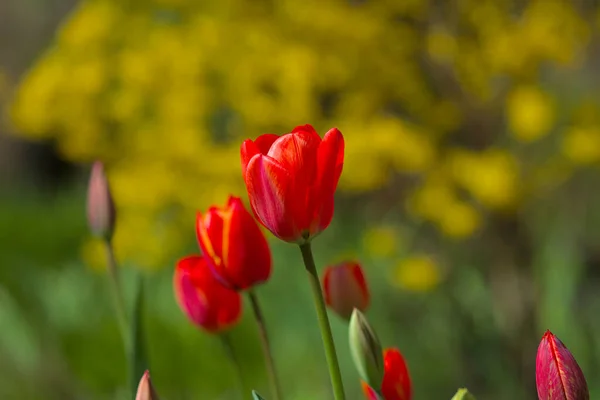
323, 261, 370, 320
196, 196, 272, 290
362, 348, 412, 400
173, 255, 242, 333
536, 330, 589, 400
240, 124, 344, 244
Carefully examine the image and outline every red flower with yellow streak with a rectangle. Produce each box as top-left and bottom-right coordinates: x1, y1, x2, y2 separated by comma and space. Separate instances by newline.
196, 196, 272, 290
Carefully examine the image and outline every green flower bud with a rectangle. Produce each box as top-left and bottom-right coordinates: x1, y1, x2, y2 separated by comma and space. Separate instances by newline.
451, 388, 476, 400
349, 308, 384, 391
252, 390, 266, 400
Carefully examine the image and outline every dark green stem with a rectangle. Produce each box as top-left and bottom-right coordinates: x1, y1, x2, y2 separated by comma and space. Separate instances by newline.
248, 290, 283, 400
103, 239, 130, 350
299, 242, 346, 400
220, 332, 245, 399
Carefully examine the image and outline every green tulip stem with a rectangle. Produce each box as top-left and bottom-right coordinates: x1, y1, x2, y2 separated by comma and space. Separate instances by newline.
219, 332, 245, 399
104, 238, 140, 397
103, 239, 130, 351
248, 290, 283, 400
299, 242, 346, 400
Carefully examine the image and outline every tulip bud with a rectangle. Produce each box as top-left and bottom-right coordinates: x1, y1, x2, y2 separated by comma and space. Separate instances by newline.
323, 261, 370, 320
135, 370, 160, 400
536, 330, 589, 400
349, 309, 384, 391
451, 388, 476, 400
252, 390, 266, 400
86, 161, 116, 240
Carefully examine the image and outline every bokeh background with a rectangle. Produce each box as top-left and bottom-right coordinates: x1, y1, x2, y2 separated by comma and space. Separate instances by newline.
2, 0, 600, 398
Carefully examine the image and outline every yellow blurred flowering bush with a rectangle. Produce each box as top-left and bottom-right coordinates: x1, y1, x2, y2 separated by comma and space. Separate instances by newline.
8, 0, 600, 269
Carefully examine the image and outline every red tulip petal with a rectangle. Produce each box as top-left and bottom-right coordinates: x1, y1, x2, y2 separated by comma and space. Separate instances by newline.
268, 130, 321, 236
174, 256, 211, 327
222, 197, 272, 289
196, 209, 224, 267
351, 262, 370, 309
381, 348, 412, 400
241, 134, 280, 177
173, 255, 242, 332
212, 278, 243, 330
536, 330, 589, 400
267, 129, 320, 179
245, 154, 299, 241
310, 127, 344, 235
291, 124, 321, 136
255, 134, 280, 154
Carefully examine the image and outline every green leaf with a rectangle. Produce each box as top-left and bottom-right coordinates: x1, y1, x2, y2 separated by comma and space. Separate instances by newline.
130, 273, 148, 397
252, 390, 266, 400
451, 388, 476, 400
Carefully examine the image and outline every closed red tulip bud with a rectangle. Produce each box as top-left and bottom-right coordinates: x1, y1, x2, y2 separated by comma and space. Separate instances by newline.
196, 196, 272, 290
240, 124, 344, 243
135, 370, 160, 400
362, 348, 412, 400
536, 330, 589, 400
173, 255, 242, 333
86, 161, 116, 240
323, 261, 369, 320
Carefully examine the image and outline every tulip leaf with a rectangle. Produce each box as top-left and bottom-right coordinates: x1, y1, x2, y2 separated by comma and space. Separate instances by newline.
130, 272, 148, 397
252, 390, 266, 400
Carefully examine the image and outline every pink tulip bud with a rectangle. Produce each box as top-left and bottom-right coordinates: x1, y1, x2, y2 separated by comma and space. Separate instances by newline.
536, 330, 589, 400
86, 161, 116, 240
135, 370, 160, 400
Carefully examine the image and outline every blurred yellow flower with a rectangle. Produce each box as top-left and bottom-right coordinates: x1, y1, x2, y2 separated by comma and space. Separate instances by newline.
436, 201, 481, 239
8, 0, 598, 268
57, 0, 119, 48
507, 86, 554, 142
427, 29, 457, 64
449, 149, 519, 210
406, 173, 455, 221
393, 255, 441, 292
561, 126, 600, 165
361, 226, 400, 259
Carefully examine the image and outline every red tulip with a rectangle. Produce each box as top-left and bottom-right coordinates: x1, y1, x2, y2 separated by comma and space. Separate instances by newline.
173, 255, 242, 333
323, 261, 370, 320
362, 348, 412, 400
240, 124, 344, 243
196, 196, 272, 290
86, 161, 116, 240
536, 330, 589, 400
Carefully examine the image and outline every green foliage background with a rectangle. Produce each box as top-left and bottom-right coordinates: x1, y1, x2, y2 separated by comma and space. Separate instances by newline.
2, 0, 600, 398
